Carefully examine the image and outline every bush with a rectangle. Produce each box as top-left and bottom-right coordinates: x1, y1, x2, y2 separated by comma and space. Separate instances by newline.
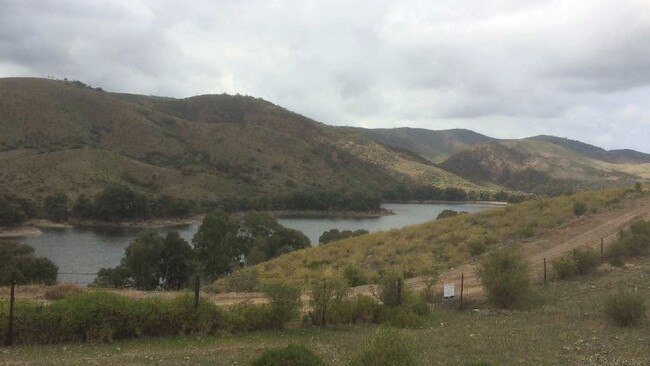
326, 294, 379, 324
478, 248, 532, 308
552, 256, 577, 280
378, 272, 404, 307
604, 291, 646, 327
44, 284, 84, 300
309, 277, 348, 326
573, 201, 587, 216
351, 326, 417, 366
262, 284, 301, 328
605, 220, 650, 264
436, 210, 458, 219
573, 248, 600, 275
375, 306, 424, 328
43, 193, 69, 222
252, 344, 324, 366
343, 264, 368, 287
223, 267, 259, 292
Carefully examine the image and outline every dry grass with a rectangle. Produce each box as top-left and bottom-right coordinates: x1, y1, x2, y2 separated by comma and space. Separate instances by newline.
243, 188, 635, 282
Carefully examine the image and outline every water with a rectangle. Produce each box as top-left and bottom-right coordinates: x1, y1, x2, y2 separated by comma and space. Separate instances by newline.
17, 203, 493, 284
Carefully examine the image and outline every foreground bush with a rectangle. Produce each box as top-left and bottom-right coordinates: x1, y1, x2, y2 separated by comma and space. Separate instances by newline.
0, 291, 284, 345
606, 220, 650, 265
604, 291, 646, 327
352, 326, 417, 366
552, 256, 577, 280
262, 284, 301, 328
572, 248, 600, 275
478, 248, 532, 308
252, 344, 324, 366
43, 283, 84, 300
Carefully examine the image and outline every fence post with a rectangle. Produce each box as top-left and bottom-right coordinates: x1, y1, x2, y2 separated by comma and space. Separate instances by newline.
194, 275, 200, 308
396, 278, 402, 306
459, 273, 464, 311
543, 258, 547, 285
5, 272, 16, 346
600, 238, 604, 263
321, 278, 326, 328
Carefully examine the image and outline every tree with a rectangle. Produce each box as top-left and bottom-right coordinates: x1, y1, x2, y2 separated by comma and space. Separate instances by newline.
94, 231, 194, 290
93, 186, 150, 221
44, 193, 69, 222
0, 240, 58, 285
268, 227, 310, 258
0, 194, 31, 227
72, 194, 94, 219
192, 210, 243, 280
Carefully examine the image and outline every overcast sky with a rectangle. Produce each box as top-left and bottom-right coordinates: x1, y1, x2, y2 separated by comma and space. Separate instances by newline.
2, 0, 649, 152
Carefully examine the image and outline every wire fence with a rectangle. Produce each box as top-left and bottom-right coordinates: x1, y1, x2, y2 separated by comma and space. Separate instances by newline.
1, 237, 610, 346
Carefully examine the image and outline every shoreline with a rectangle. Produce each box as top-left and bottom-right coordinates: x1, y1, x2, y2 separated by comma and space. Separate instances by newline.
383, 200, 508, 206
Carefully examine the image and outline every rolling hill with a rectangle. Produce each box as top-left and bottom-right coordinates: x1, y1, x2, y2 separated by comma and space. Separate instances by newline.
0, 77, 648, 205
0, 77, 478, 203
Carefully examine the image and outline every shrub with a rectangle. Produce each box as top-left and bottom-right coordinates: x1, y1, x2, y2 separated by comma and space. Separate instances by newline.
573, 248, 600, 275
478, 248, 532, 308
377, 272, 404, 307
222, 301, 272, 332
351, 326, 417, 366
604, 291, 646, 326
573, 201, 587, 216
262, 284, 302, 328
552, 256, 577, 280
224, 267, 259, 292
44, 284, 84, 300
309, 277, 348, 326
375, 306, 424, 328
468, 240, 487, 256
327, 294, 380, 324
252, 344, 324, 366
343, 264, 368, 287
43, 193, 69, 222
436, 210, 458, 219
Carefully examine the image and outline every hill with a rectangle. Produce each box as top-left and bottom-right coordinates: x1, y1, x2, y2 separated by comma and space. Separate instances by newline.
0, 77, 648, 208
352, 127, 495, 163
0, 78, 478, 205
438, 139, 641, 194
241, 188, 638, 281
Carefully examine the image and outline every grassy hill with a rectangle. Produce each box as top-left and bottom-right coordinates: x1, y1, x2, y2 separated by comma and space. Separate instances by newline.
0, 77, 647, 206
352, 127, 495, 163
439, 139, 643, 194
244, 188, 633, 281
0, 78, 479, 203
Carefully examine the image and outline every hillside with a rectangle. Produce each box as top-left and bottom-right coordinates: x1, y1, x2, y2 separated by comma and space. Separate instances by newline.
0, 78, 478, 203
352, 127, 495, 163
439, 139, 643, 194
1, 77, 648, 206
241, 188, 639, 281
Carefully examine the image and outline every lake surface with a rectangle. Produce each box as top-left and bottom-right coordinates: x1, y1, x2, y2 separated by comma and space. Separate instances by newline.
18, 203, 493, 284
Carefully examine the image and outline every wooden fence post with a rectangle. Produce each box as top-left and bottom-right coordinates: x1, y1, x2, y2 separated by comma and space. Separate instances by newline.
459, 273, 464, 311
544, 258, 547, 285
5, 272, 16, 346
397, 278, 402, 306
601, 238, 604, 263
194, 275, 200, 308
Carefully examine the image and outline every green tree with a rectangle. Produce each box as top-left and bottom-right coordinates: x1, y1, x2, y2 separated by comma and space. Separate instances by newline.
192, 210, 242, 280
43, 192, 69, 222
72, 194, 94, 219
94, 231, 194, 290
0, 240, 58, 285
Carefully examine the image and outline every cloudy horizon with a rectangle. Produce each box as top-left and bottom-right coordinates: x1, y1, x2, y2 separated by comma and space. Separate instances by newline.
2, 0, 649, 152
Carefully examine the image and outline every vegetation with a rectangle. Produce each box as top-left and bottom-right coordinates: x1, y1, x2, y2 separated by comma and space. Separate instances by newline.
351, 326, 417, 366
5, 255, 650, 364
319, 229, 368, 244
572, 201, 587, 216
0, 193, 36, 227
604, 291, 646, 327
436, 209, 458, 219
478, 247, 532, 308
262, 284, 302, 329
43, 192, 69, 222
241, 188, 631, 282
94, 231, 195, 290
553, 247, 600, 280
605, 220, 650, 265
0, 240, 58, 285
252, 345, 324, 366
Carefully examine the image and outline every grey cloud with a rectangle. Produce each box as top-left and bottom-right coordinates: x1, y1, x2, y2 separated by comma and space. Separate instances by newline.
0, 0, 649, 152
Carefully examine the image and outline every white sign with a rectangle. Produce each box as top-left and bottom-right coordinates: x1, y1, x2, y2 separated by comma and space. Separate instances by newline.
443, 284, 455, 299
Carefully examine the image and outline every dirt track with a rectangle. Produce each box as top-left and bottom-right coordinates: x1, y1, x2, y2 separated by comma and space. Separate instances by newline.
409, 193, 650, 300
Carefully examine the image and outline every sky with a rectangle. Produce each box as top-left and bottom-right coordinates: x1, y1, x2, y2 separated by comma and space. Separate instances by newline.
1, 0, 649, 152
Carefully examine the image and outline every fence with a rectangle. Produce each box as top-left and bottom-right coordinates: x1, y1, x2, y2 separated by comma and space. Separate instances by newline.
1, 236, 611, 346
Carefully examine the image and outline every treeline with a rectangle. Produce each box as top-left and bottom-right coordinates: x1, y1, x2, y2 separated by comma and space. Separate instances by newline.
0, 240, 58, 285
382, 184, 528, 203
95, 210, 310, 290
